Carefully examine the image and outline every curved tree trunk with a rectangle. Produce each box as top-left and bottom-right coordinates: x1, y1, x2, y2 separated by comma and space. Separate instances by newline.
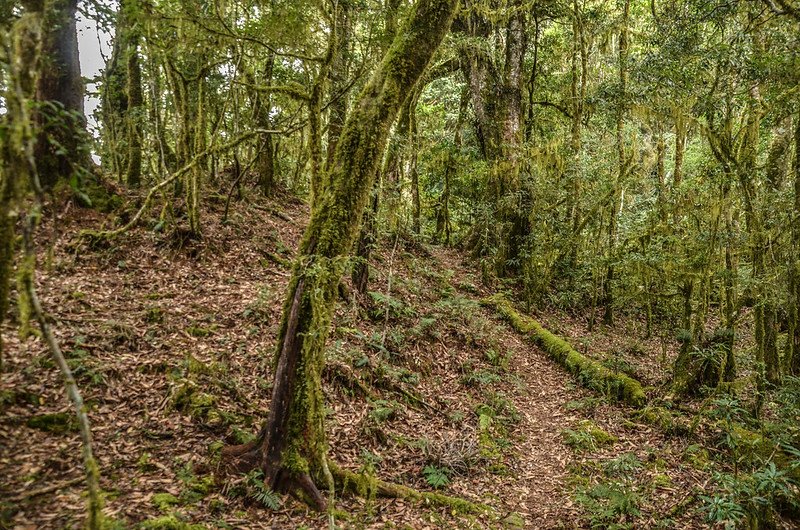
223, 0, 458, 509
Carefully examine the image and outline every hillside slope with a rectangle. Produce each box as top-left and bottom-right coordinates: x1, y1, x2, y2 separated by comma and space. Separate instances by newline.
1, 193, 708, 529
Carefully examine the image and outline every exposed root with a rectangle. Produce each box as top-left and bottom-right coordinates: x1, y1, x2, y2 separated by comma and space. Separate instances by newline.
217, 448, 489, 516
7, 476, 85, 503
329, 462, 491, 515
218, 439, 327, 511
325, 362, 376, 399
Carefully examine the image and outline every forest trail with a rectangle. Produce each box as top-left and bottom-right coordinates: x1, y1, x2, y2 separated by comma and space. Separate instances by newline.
1, 195, 705, 529
432, 248, 702, 528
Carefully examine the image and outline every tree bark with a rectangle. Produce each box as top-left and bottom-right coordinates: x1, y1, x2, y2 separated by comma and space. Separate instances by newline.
603, 0, 630, 326
458, 1, 528, 274
326, 0, 353, 169
125, 28, 143, 187
790, 111, 800, 375
250, 53, 277, 196
223, 0, 458, 509
34, 0, 88, 189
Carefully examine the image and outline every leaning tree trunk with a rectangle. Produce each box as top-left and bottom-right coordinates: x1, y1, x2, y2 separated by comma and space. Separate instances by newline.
223, 0, 458, 510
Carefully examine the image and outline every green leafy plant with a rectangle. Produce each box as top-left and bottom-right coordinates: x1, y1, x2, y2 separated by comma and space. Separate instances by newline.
422, 465, 451, 489
698, 493, 745, 530
243, 284, 272, 320
562, 421, 617, 453
461, 368, 501, 387
575, 481, 641, 529
368, 291, 415, 320
368, 399, 398, 423
699, 465, 798, 529
246, 470, 282, 510
603, 453, 641, 478
485, 348, 511, 369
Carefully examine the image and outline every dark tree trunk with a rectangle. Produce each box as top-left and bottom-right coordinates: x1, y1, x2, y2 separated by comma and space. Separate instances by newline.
251, 53, 277, 196
791, 112, 800, 375
352, 184, 379, 295
458, 1, 528, 274
223, 0, 458, 509
35, 0, 88, 189
125, 31, 143, 187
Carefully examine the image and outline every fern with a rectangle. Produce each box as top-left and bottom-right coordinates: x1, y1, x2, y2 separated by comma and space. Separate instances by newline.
422, 465, 451, 489
246, 471, 282, 510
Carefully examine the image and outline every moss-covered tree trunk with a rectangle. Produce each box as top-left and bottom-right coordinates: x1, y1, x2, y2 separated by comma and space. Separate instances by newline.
382, 93, 414, 234
224, 0, 457, 509
0, 5, 42, 366
434, 86, 467, 245
124, 28, 143, 188
565, 0, 587, 286
789, 111, 800, 375
102, 0, 143, 187
409, 94, 421, 234
458, 1, 528, 274
603, 0, 630, 326
326, 0, 352, 169
249, 53, 277, 196
101, 10, 129, 180
166, 57, 205, 237
34, 0, 88, 189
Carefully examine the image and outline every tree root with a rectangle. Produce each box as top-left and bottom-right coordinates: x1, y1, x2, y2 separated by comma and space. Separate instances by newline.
218, 444, 489, 516
325, 362, 377, 399
329, 462, 490, 515
218, 437, 327, 511
7, 476, 85, 503
326, 361, 437, 413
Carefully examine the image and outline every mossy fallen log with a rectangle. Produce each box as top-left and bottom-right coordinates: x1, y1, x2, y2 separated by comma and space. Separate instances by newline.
482, 295, 647, 408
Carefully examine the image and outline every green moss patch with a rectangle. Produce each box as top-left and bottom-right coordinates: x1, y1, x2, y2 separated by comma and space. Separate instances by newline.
152, 493, 180, 512
170, 381, 225, 428
562, 420, 618, 452
138, 515, 206, 530
26, 412, 79, 434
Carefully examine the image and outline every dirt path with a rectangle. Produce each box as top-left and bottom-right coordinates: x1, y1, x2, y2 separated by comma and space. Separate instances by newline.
433, 247, 706, 529
428, 246, 583, 524
489, 326, 584, 523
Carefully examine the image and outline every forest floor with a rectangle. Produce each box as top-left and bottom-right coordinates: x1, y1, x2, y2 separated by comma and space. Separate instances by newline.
1, 190, 718, 529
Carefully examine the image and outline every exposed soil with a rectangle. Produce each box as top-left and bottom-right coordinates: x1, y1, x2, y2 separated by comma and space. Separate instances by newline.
1, 192, 711, 529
